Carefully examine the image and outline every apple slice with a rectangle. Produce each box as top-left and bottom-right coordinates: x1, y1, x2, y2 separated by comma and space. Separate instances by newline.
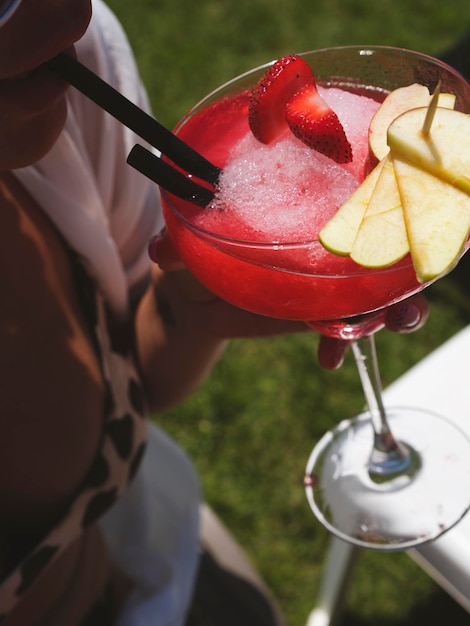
350, 155, 409, 267
393, 155, 470, 282
369, 84, 456, 161
319, 158, 384, 255
387, 107, 470, 195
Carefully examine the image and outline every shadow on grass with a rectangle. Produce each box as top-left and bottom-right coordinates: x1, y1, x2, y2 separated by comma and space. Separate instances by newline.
340, 588, 469, 625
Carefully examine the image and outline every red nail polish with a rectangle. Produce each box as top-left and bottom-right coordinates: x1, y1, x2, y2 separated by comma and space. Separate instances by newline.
148, 234, 164, 264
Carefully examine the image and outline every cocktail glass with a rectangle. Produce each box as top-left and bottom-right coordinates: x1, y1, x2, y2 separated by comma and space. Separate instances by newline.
160, 46, 470, 549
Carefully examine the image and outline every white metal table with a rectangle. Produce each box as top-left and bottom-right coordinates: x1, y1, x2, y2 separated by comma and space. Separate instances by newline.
307, 325, 470, 626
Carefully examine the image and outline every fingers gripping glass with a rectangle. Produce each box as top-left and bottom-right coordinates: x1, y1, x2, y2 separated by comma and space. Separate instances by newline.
0, 0, 22, 26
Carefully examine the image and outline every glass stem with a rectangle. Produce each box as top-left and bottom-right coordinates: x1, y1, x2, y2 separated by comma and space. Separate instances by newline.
351, 336, 411, 476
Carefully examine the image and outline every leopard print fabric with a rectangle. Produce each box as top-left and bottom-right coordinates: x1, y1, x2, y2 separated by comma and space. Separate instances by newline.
0, 284, 148, 621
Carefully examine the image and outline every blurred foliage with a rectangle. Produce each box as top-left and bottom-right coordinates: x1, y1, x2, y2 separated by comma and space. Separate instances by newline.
108, 0, 470, 128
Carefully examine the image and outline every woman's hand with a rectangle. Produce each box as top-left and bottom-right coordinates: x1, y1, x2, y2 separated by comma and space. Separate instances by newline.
149, 230, 429, 364
317, 293, 429, 370
137, 230, 309, 412
148, 230, 310, 339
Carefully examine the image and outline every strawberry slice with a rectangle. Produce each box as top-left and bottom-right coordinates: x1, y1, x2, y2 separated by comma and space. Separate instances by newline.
248, 55, 315, 144
285, 84, 353, 163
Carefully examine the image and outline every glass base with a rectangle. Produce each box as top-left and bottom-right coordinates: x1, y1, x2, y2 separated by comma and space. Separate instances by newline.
304, 408, 470, 550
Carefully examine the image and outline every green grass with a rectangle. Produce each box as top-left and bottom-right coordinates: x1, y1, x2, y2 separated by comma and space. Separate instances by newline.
103, 0, 470, 623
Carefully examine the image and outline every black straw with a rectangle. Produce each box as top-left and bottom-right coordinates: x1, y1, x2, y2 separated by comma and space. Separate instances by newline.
127, 145, 215, 207
47, 52, 221, 186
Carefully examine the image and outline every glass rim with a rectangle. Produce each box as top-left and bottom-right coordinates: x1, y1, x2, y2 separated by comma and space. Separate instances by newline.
162, 45, 470, 277
162, 185, 418, 279
182, 44, 469, 122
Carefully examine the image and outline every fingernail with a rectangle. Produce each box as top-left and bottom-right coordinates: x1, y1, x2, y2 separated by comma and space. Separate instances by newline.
148, 234, 164, 264
395, 303, 421, 329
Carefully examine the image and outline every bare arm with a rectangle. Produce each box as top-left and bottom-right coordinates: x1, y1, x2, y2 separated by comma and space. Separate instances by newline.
134, 264, 228, 413
134, 263, 309, 413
